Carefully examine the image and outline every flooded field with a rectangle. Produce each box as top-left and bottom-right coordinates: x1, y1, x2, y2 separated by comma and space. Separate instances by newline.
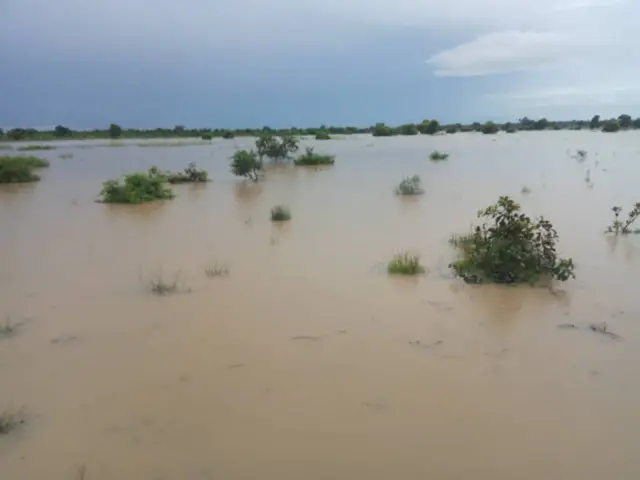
2, 132, 640, 479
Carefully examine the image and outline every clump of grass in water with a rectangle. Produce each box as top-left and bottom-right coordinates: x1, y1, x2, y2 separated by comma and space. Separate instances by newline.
574, 149, 588, 162
387, 252, 425, 275
0, 407, 25, 435
293, 147, 335, 166
58, 153, 74, 159
148, 270, 184, 295
271, 205, 291, 221
17, 145, 55, 151
0, 316, 15, 336
165, 162, 209, 183
521, 185, 532, 195
606, 204, 640, 235
137, 140, 210, 147
429, 150, 449, 161
395, 175, 423, 195
0, 156, 49, 184
449, 196, 575, 284
315, 131, 331, 140
204, 262, 230, 278
98, 167, 174, 204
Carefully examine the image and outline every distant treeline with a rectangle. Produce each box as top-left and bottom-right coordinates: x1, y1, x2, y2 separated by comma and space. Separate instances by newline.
1, 114, 638, 141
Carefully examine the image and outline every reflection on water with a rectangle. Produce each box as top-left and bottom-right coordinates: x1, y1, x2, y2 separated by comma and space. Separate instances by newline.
2, 133, 640, 479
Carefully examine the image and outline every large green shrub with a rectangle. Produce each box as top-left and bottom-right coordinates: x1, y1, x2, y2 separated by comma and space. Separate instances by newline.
315, 131, 331, 140
0, 156, 49, 183
230, 150, 263, 181
293, 147, 335, 166
602, 119, 620, 132
398, 124, 419, 135
99, 167, 174, 203
255, 135, 299, 161
449, 196, 575, 284
481, 122, 500, 134
371, 123, 394, 137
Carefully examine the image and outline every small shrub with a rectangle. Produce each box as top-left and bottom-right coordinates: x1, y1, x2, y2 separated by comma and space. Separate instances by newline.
201, 134, 213, 140
270, 205, 291, 221
294, 147, 335, 166
605, 204, 640, 235
387, 252, 424, 275
445, 125, 458, 134
99, 167, 174, 204
315, 131, 331, 140
16, 145, 55, 151
371, 123, 395, 137
149, 270, 182, 295
0, 407, 25, 435
521, 185, 532, 195
165, 162, 209, 183
231, 150, 263, 181
602, 119, 620, 133
449, 196, 575, 284
395, 175, 423, 195
0, 156, 48, 183
398, 124, 419, 136
505, 127, 517, 133
429, 150, 449, 161
204, 262, 230, 278
255, 135, 299, 161
481, 122, 500, 134
574, 149, 588, 162
222, 131, 235, 139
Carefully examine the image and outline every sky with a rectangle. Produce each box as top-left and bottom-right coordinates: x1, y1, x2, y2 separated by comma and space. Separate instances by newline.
1, 0, 638, 129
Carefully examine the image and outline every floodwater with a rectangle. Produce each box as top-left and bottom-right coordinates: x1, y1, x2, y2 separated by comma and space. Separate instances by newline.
1, 132, 640, 479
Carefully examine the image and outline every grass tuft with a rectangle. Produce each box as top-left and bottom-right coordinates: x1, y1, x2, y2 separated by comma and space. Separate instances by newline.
0, 407, 25, 435
387, 252, 425, 275
293, 147, 335, 166
165, 162, 209, 183
429, 150, 449, 161
149, 270, 183, 295
16, 145, 55, 151
395, 175, 423, 195
270, 205, 291, 221
204, 262, 230, 278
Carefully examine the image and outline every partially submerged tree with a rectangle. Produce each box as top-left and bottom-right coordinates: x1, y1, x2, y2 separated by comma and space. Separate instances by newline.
449, 196, 575, 284
398, 123, 419, 135
602, 119, 620, 132
371, 123, 394, 137
230, 149, 263, 181
293, 147, 335, 166
255, 135, 299, 161
99, 167, 174, 203
417, 120, 439, 135
606, 204, 640, 235
481, 122, 499, 134
109, 123, 123, 139
395, 175, 423, 195
165, 162, 209, 183
0, 156, 49, 183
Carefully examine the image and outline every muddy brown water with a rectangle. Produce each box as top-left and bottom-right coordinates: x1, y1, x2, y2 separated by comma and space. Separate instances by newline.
1, 132, 640, 479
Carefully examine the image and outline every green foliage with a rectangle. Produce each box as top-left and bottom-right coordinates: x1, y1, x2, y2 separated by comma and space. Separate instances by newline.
371, 123, 394, 137
445, 125, 458, 134
618, 114, 632, 129
201, 134, 213, 140
222, 131, 235, 139
54, 125, 72, 137
605, 204, 640, 235
574, 149, 588, 162
7, 128, 27, 140
506, 127, 517, 133
602, 119, 620, 132
590, 115, 601, 130
387, 252, 425, 275
108, 123, 123, 139
17, 145, 55, 151
99, 167, 174, 204
395, 175, 423, 195
231, 150, 263, 181
165, 162, 209, 183
417, 120, 439, 135
398, 123, 419, 135
0, 156, 49, 183
449, 196, 575, 284
429, 150, 449, 161
481, 122, 500, 134
293, 147, 335, 166
315, 130, 331, 140
255, 135, 299, 161
204, 262, 230, 278
270, 205, 291, 221
149, 270, 182, 295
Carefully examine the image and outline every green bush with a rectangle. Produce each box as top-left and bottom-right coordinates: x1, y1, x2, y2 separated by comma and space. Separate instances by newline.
16, 145, 55, 151
481, 122, 500, 134
449, 196, 575, 284
255, 135, 298, 161
417, 120, 440, 135
395, 175, 423, 195
222, 131, 235, 139
99, 167, 174, 203
165, 162, 209, 183
271, 205, 291, 221
230, 150, 263, 181
602, 119, 620, 133
371, 123, 394, 137
201, 134, 213, 140
429, 150, 449, 161
398, 124, 419, 135
606, 204, 640, 234
445, 125, 458, 134
294, 147, 335, 166
0, 156, 49, 183
387, 252, 424, 275
315, 131, 331, 140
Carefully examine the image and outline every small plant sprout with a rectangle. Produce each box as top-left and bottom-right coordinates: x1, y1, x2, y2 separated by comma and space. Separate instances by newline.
429, 150, 449, 161
387, 252, 425, 275
395, 175, 423, 195
606, 204, 640, 235
204, 262, 230, 278
270, 205, 291, 222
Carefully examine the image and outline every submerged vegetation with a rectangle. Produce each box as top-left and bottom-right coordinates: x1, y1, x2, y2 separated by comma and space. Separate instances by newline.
293, 147, 335, 166
148, 270, 183, 295
387, 252, 425, 275
165, 162, 209, 183
395, 175, 423, 195
204, 262, 230, 278
0, 155, 49, 183
256, 135, 299, 161
0, 407, 25, 435
99, 167, 174, 203
606, 204, 640, 235
429, 150, 449, 161
231, 150, 263, 181
449, 196, 575, 284
270, 205, 291, 222
315, 131, 331, 140
17, 145, 55, 151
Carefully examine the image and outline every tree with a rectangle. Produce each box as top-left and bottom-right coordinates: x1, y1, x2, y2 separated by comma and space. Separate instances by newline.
371, 123, 394, 137
417, 120, 439, 135
54, 125, 71, 137
533, 118, 549, 130
109, 124, 123, 139
633, 118, 640, 129
221, 131, 235, 139
589, 115, 600, 130
618, 114, 632, 129
7, 128, 27, 140
398, 123, 418, 135
230, 150, 262, 181
255, 135, 299, 161
481, 122, 499, 134
0, 128, 4, 137
602, 119, 620, 133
